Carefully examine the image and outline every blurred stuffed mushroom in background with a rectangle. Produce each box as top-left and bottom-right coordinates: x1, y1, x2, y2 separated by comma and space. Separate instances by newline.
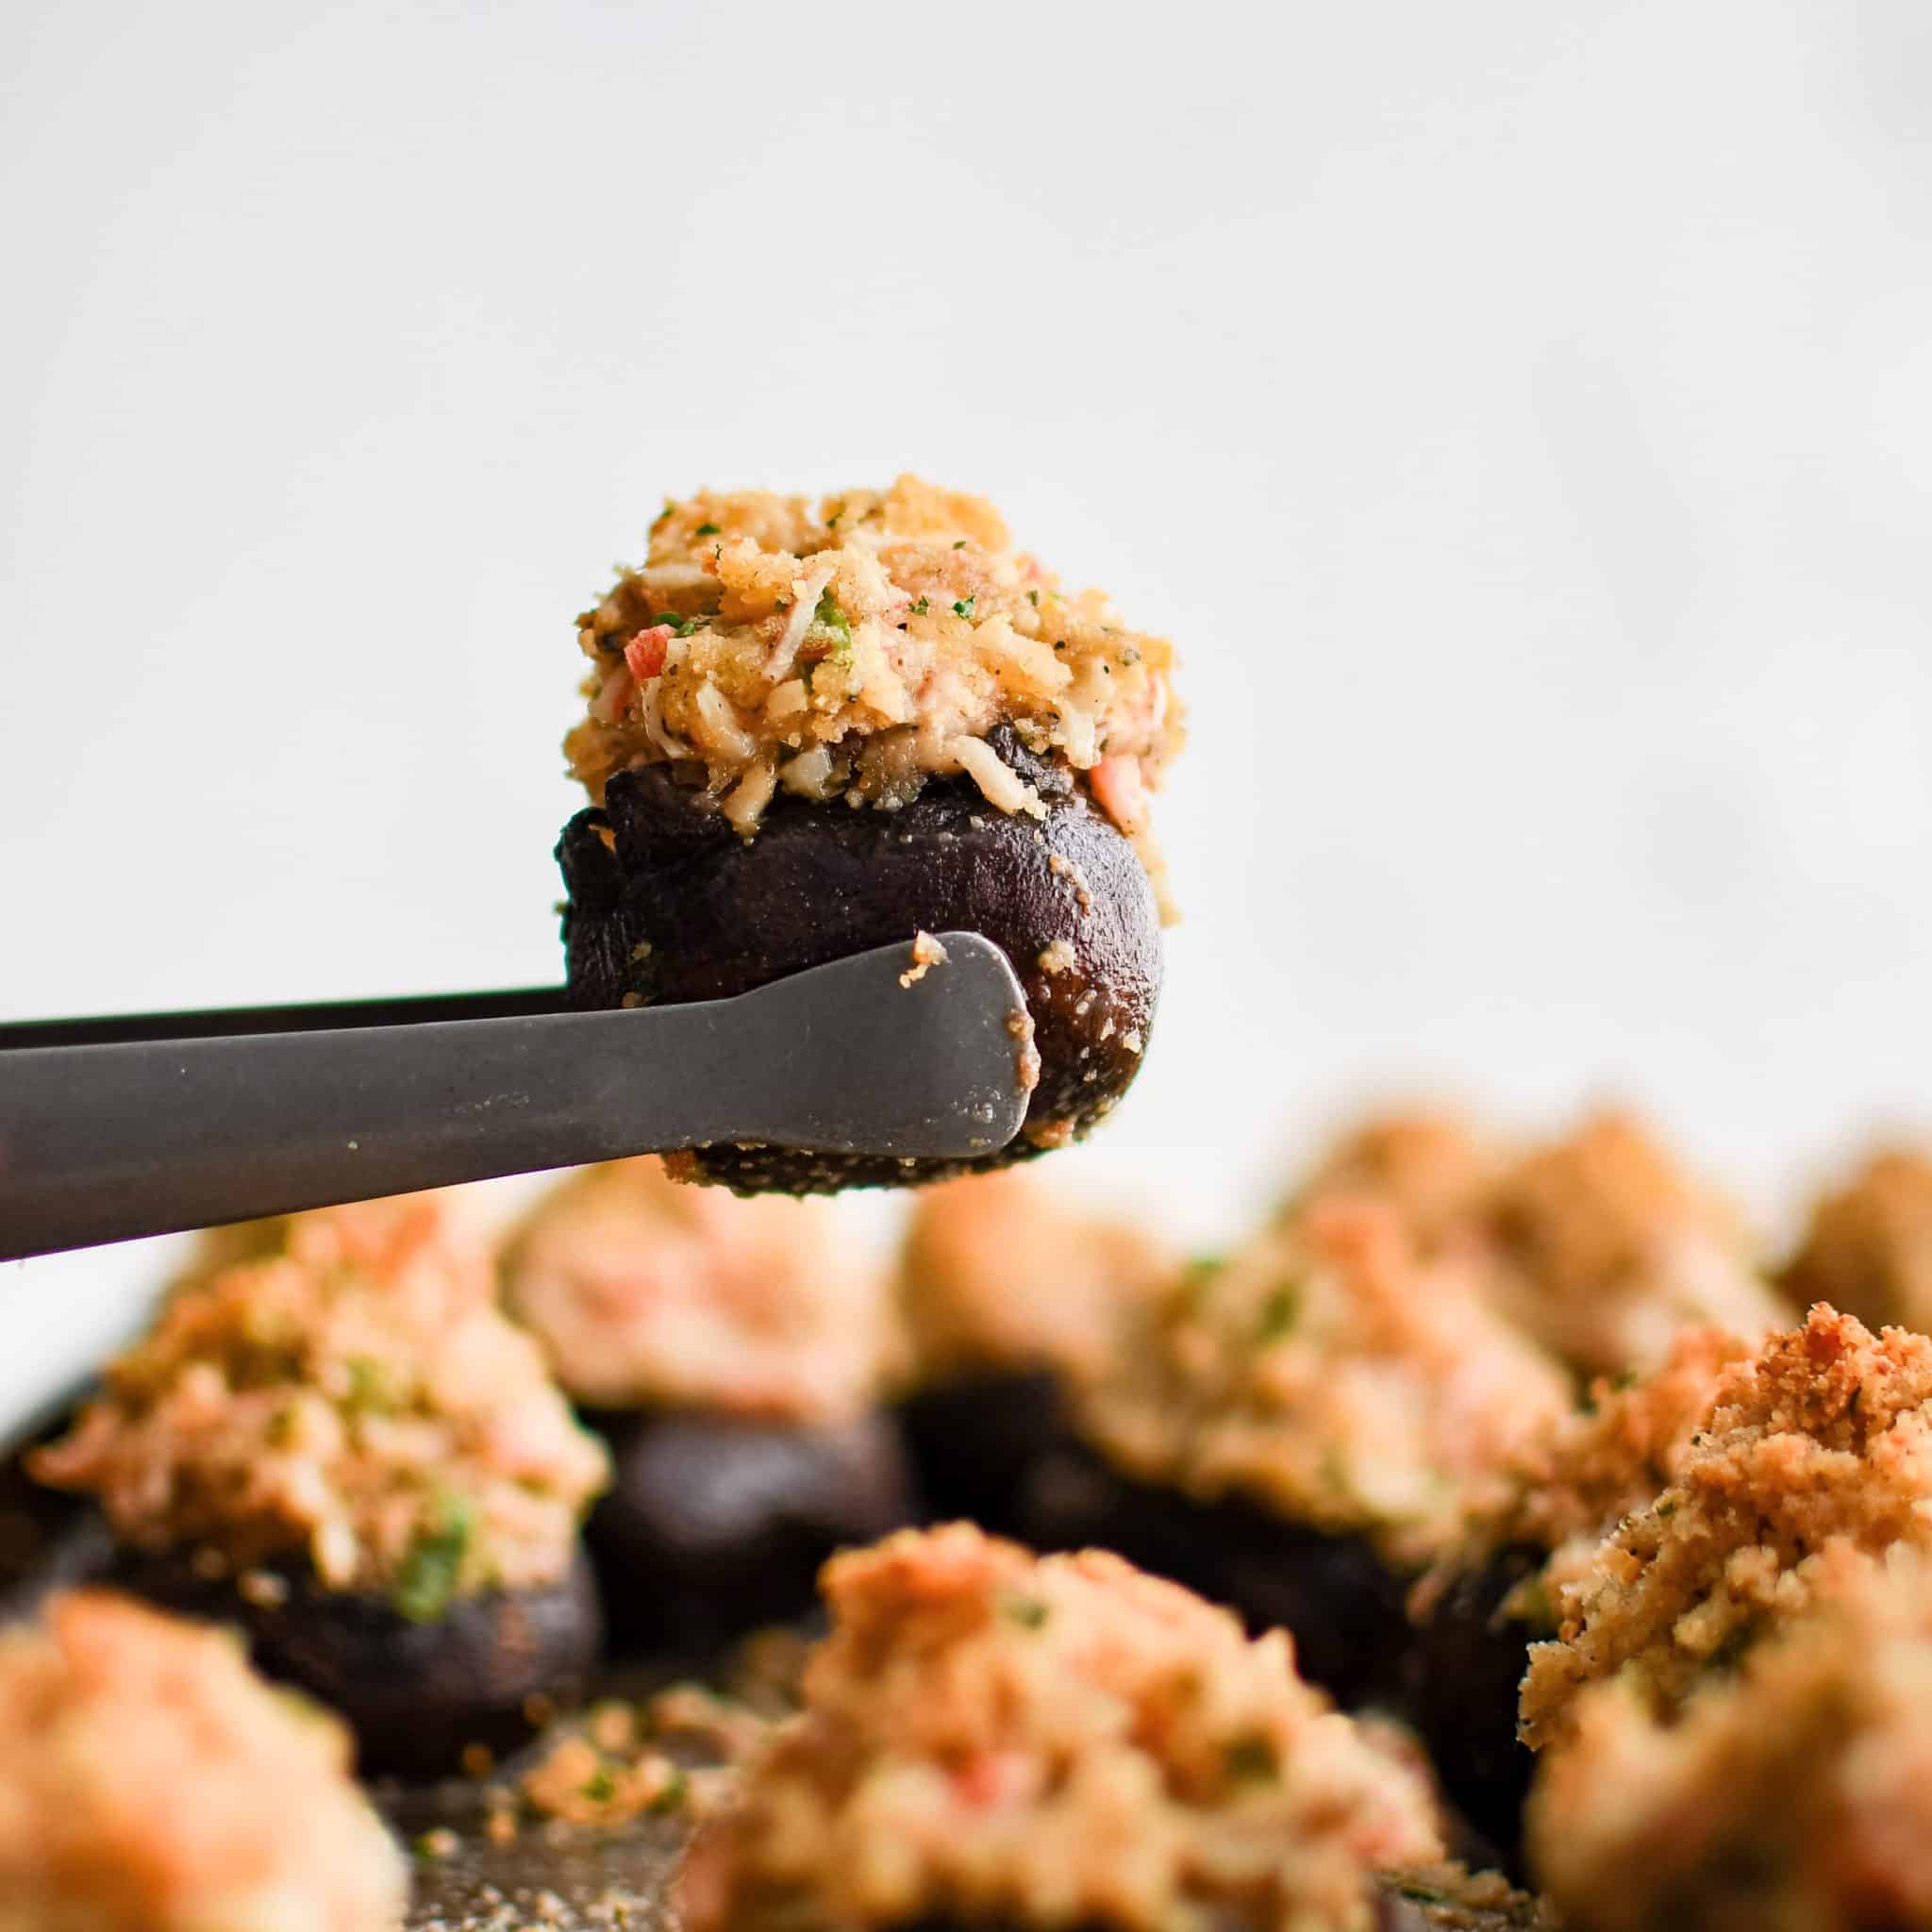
891, 1169, 1175, 1533
556, 476, 1184, 1191
499, 1156, 916, 1650
31, 1193, 608, 1774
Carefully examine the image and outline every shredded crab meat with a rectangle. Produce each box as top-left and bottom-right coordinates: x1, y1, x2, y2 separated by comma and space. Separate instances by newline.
33, 1193, 608, 1600
563, 476, 1183, 877
500, 1157, 901, 1420
675, 1524, 1441, 1932
1080, 1195, 1573, 1569
0, 1591, 406, 1932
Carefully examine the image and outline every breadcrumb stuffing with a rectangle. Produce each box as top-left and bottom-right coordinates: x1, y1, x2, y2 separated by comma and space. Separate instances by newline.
1529, 1542, 1932, 1932
1782, 1144, 1932, 1335
1481, 1109, 1788, 1378
0, 1590, 404, 1931
1077, 1197, 1573, 1569
1421, 1327, 1754, 1622
500, 1158, 899, 1422
563, 476, 1183, 868
1519, 1305, 1932, 1748
1291, 1108, 1508, 1261
894, 1170, 1175, 1385
34, 1195, 608, 1604
675, 1524, 1441, 1932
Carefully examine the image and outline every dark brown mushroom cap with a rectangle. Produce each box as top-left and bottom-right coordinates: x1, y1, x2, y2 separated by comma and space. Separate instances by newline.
102, 1544, 602, 1777
555, 727, 1162, 1191
585, 1407, 916, 1651
1014, 1441, 1413, 1709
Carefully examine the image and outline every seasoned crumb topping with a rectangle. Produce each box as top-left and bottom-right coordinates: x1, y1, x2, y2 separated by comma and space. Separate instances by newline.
895, 1170, 1175, 1385
1424, 1327, 1753, 1620
1783, 1145, 1932, 1335
1380, 1865, 1557, 1930
1292, 1108, 1508, 1259
1078, 1198, 1573, 1568
36, 1195, 608, 1606
1529, 1543, 1932, 1932
501, 1158, 897, 1422
676, 1524, 1441, 1932
0, 1590, 404, 1931
1519, 1306, 1932, 1747
563, 475, 1184, 861
1481, 1109, 1787, 1377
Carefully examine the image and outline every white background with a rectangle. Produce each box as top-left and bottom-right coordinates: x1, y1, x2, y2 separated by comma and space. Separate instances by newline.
5, 0, 1931, 1428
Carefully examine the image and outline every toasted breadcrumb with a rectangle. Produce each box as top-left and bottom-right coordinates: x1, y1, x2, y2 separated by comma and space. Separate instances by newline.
676, 1524, 1441, 1932
1782, 1144, 1932, 1335
0, 1591, 404, 1931
1529, 1542, 1932, 1932
1520, 1305, 1932, 1747
565, 478, 1182, 874
1081, 1197, 1573, 1568
1419, 1326, 1754, 1623
500, 1157, 898, 1421
34, 1195, 608, 1602
895, 1170, 1175, 1386
1481, 1109, 1788, 1378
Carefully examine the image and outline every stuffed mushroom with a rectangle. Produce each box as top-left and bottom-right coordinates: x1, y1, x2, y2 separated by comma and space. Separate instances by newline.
1021, 1193, 1573, 1707
556, 475, 1184, 1191
0, 1589, 407, 1931
500, 1156, 916, 1648
31, 1192, 609, 1774
674, 1522, 1525, 1932
892, 1169, 1174, 1532
1406, 1326, 1752, 1857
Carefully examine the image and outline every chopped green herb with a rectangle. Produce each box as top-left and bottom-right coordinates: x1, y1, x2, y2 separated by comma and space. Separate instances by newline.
911, 596, 930, 615
694, 522, 720, 537
826, 511, 841, 529
1395, 1881, 1450, 1905
813, 588, 853, 645
1178, 1254, 1224, 1306
652, 611, 706, 638
652, 501, 675, 528
581, 1768, 617, 1804
648, 1768, 690, 1814
953, 538, 967, 548
1002, 1594, 1050, 1629
391, 1494, 475, 1624
1255, 1281, 1301, 1343
1027, 589, 1040, 607
343, 1356, 393, 1413
952, 597, 976, 619
1223, 1734, 1277, 1781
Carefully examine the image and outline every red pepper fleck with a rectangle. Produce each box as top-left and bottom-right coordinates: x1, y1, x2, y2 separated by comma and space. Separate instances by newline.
625, 625, 673, 682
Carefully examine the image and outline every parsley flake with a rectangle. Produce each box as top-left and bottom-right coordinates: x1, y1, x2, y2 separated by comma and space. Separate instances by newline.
952, 597, 976, 619
391, 1494, 475, 1624
694, 522, 720, 537
911, 596, 930, 616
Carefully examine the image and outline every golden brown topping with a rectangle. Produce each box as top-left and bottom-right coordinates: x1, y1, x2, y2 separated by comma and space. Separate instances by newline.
1528, 1543, 1932, 1932
0, 1591, 404, 1931
36, 1194, 608, 1607
502, 1157, 897, 1422
1782, 1144, 1932, 1335
1082, 1198, 1572, 1567
1425, 1327, 1754, 1619
1292, 1108, 1507, 1258
677, 1524, 1441, 1932
1520, 1306, 1932, 1747
895, 1170, 1175, 1385
564, 475, 1183, 855
1481, 1108, 1786, 1377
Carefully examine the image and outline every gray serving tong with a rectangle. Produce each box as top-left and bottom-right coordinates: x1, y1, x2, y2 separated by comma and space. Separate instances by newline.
0, 934, 1031, 1262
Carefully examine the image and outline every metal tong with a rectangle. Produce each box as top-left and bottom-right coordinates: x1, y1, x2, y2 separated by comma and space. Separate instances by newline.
0, 934, 1031, 1262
